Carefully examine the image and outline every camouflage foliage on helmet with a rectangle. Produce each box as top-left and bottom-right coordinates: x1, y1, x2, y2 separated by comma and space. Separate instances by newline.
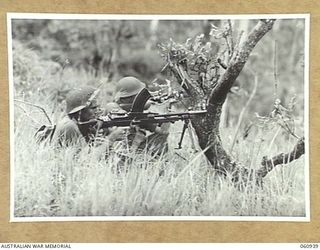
66, 86, 97, 114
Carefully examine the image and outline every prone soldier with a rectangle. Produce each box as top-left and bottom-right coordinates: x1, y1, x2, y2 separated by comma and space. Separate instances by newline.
110, 76, 170, 156
39, 86, 124, 147
36, 78, 169, 156
36, 76, 202, 157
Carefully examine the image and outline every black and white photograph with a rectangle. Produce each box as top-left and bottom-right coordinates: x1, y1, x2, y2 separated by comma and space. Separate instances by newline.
8, 14, 309, 221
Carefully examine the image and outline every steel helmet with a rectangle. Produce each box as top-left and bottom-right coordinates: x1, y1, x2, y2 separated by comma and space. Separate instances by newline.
66, 86, 98, 115
114, 76, 146, 101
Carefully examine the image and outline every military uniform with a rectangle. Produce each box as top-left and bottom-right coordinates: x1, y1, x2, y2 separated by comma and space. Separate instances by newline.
48, 86, 102, 146
37, 78, 169, 155
112, 76, 169, 156
51, 116, 85, 146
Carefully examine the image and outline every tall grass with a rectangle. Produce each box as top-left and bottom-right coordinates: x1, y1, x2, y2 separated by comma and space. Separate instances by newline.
12, 40, 306, 218
13, 109, 306, 217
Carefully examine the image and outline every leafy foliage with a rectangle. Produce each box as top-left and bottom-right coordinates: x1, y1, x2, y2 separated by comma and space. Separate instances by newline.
159, 34, 221, 97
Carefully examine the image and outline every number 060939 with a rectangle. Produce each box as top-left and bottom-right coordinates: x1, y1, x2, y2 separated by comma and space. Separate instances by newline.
300, 244, 319, 248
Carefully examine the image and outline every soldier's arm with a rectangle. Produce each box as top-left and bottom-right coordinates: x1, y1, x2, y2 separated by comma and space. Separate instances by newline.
53, 118, 85, 147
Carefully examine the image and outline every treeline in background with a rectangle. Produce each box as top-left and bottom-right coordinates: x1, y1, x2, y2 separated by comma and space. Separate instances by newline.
12, 18, 305, 128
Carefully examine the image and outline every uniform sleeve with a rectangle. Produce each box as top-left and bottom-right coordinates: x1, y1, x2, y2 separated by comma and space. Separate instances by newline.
52, 117, 84, 146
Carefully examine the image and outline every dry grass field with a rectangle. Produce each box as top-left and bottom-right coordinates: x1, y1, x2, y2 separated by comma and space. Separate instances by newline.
11, 18, 307, 219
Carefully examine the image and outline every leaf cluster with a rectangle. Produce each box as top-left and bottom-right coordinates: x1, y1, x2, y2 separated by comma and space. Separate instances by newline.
158, 22, 234, 98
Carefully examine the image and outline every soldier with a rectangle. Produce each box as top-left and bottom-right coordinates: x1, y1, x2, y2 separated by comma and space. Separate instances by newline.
50, 86, 124, 147
36, 78, 169, 155
112, 76, 170, 155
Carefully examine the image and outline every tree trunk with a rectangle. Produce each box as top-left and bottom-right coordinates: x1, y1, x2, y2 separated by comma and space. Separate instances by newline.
166, 19, 305, 182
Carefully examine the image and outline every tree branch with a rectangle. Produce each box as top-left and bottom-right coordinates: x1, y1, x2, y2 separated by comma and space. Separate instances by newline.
256, 137, 305, 178
168, 63, 205, 106
209, 19, 276, 106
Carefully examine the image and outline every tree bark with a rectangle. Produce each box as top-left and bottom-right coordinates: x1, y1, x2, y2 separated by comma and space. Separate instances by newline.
193, 20, 276, 177
256, 137, 305, 178
167, 19, 305, 182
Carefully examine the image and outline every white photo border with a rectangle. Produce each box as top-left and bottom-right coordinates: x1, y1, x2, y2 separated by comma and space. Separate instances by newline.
7, 13, 310, 222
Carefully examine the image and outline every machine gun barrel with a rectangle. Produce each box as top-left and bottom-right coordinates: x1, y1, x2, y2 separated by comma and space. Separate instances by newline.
78, 109, 206, 149
97, 110, 206, 128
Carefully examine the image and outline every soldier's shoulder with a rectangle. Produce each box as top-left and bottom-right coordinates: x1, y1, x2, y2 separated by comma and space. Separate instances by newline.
58, 116, 78, 129
53, 116, 82, 145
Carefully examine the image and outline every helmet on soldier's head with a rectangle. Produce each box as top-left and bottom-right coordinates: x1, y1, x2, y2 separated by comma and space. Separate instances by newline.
114, 76, 146, 101
66, 86, 97, 115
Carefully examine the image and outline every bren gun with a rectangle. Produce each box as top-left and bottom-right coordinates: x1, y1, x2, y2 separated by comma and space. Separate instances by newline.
79, 88, 207, 149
